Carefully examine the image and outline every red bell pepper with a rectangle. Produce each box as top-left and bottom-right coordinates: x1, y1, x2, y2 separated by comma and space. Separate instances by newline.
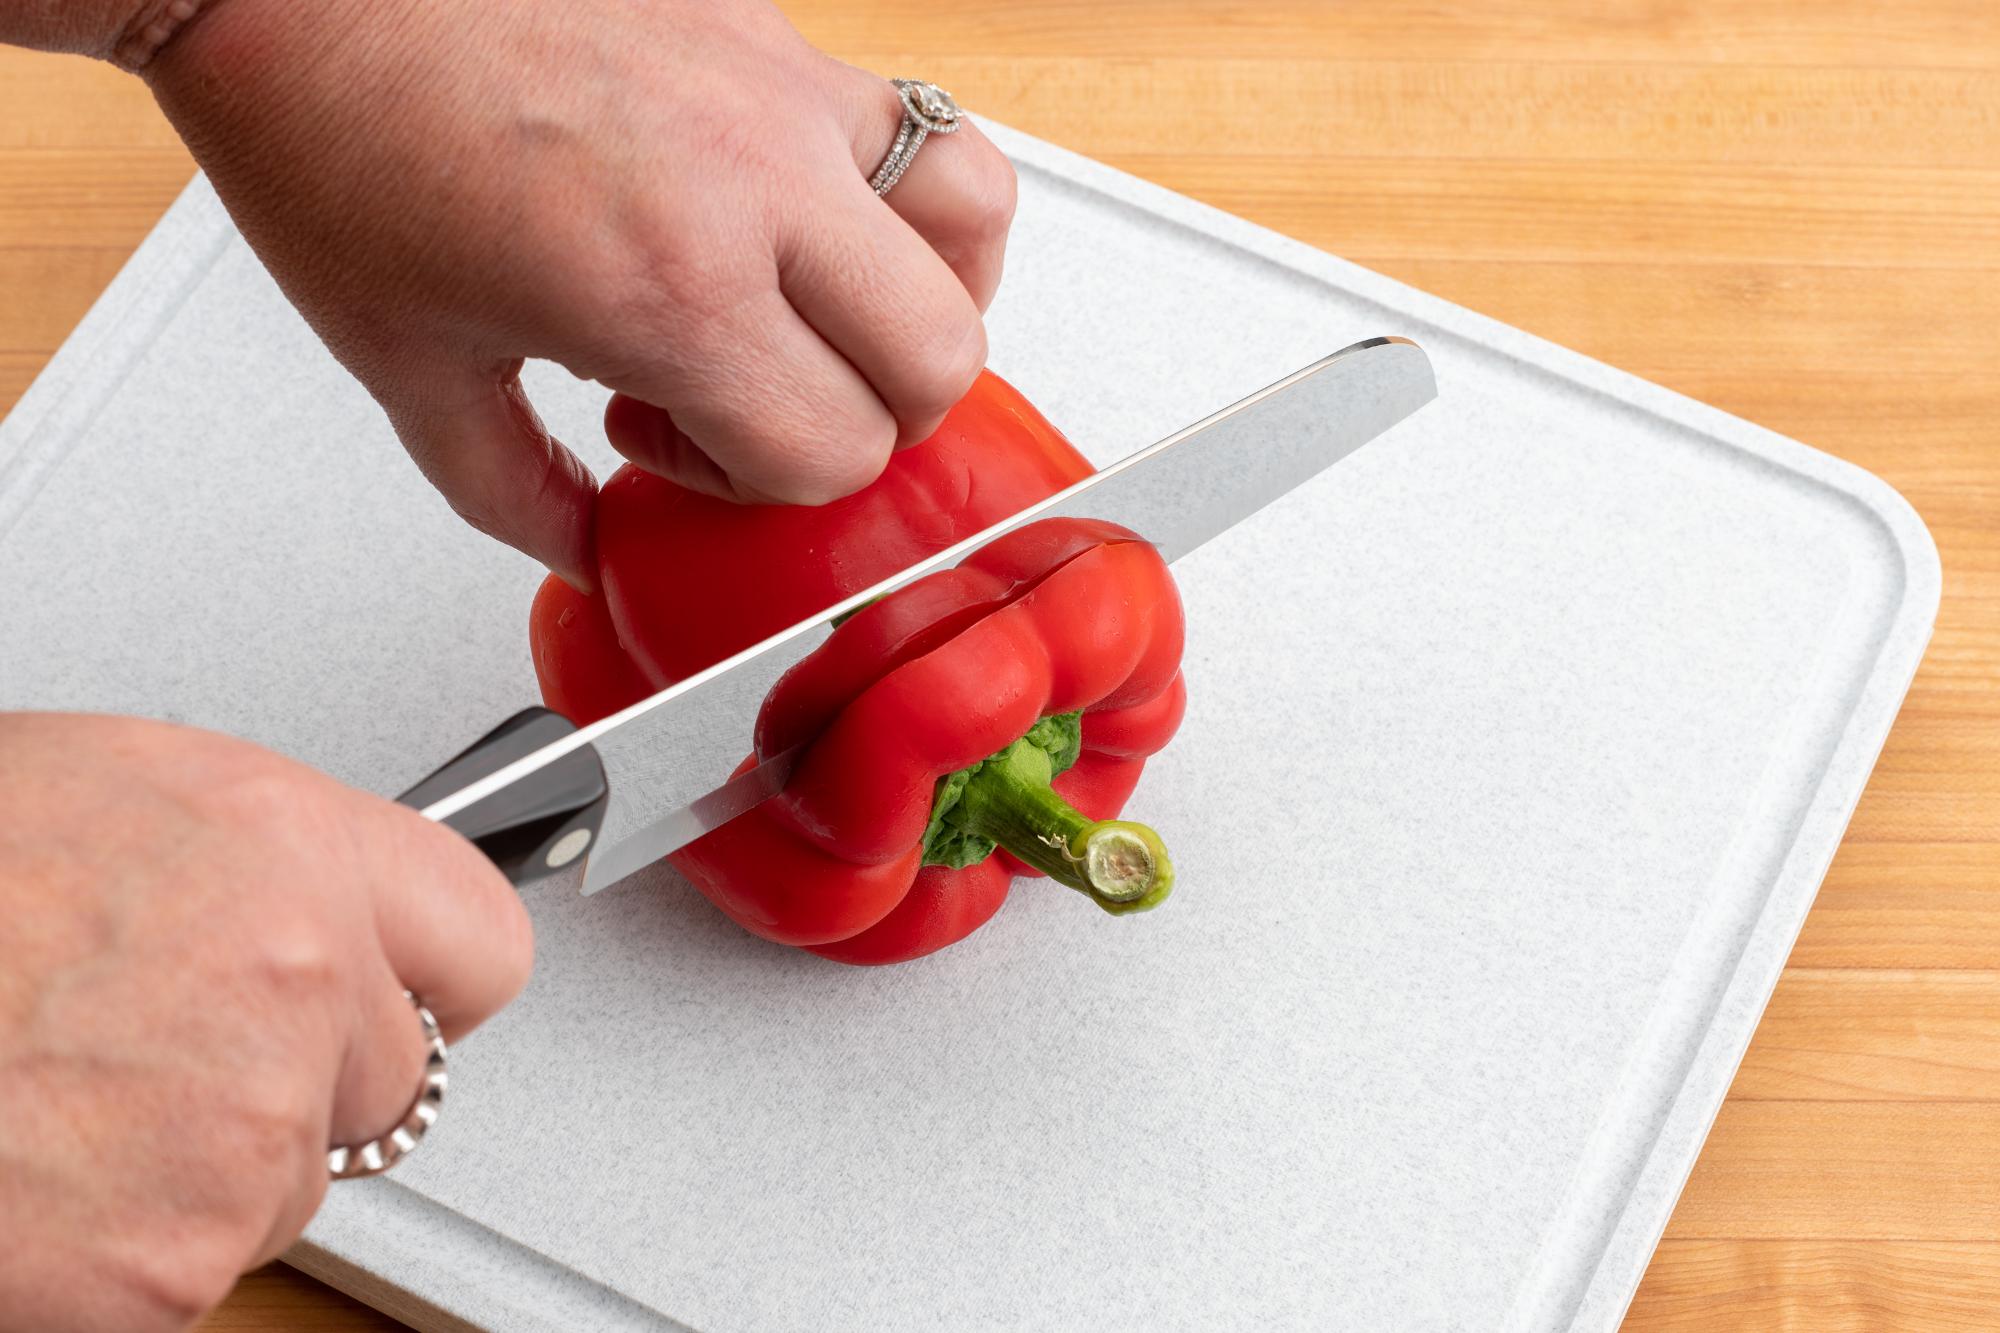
529, 372, 1185, 964
533, 369, 1097, 712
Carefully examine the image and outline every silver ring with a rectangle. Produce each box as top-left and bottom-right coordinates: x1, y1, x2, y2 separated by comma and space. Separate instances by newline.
868, 79, 962, 197
327, 991, 448, 1180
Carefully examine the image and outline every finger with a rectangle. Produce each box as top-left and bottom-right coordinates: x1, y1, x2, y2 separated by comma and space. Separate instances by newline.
600, 289, 899, 506
250, 1160, 330, 1268
777, 177, 987, 447
327, 960, 435, 1149
380, 359, 599, 591
257, 959, 424, 1266
601, 395, 740, 500
845, 75, 1018, 312
362, 802, 535, 1043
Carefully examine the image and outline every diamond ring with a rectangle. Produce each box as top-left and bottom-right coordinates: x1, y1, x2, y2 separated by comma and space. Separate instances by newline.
868, 79, 963, 198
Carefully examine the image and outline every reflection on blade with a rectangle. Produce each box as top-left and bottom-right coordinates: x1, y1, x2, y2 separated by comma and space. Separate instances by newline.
420, 337, 1438, 894
580, 745, 798, 892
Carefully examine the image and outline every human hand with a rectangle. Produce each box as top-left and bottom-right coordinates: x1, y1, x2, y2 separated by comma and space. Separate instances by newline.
0, 714, 532, 1331
140, 0, 1018, 589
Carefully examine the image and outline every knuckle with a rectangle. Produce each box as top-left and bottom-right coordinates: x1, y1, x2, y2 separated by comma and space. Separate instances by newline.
596, 244, 753, 358
440, 488, 507, 541
248, 917, 346, 1008
188, 769, 353, 1003
574, 207, 761, 361
405, 441, 519, 546
191, 753, 312, 836
117, 1238, 240, 1325
595, 257, 685, 339
447, 442, 585, 565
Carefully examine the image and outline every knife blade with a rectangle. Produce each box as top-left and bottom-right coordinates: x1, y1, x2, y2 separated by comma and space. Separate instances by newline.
402, 336, 1437, 893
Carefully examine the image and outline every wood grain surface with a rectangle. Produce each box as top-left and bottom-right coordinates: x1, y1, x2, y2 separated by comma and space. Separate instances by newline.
2, 2, 1993, 1328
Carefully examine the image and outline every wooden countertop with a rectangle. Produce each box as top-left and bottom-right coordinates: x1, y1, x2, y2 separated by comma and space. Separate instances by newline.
3, 3, 1994, 1327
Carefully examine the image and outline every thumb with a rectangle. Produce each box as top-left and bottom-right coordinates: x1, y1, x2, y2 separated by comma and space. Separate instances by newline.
382, 359, 599, 590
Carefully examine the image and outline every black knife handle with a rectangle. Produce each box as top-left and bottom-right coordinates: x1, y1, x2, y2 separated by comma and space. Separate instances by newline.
397, 707, 608, 887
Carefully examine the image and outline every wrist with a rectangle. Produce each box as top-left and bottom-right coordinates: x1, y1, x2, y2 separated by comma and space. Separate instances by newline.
111, 0, 229, 70
0, 0, 236, 68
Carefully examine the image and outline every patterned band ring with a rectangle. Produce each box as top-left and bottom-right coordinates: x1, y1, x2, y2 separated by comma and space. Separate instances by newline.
327, 991, 448, 1180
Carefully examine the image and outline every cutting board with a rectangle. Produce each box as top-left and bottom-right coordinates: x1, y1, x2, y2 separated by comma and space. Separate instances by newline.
0, 123, 1937, 1331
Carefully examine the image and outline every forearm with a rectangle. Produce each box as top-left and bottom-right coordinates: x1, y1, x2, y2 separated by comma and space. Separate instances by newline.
0, 0, 222, 67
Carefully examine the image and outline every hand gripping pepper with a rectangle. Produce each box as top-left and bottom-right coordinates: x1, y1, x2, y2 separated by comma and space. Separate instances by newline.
531, 369, 1099, 718
528, 372, 1185, 964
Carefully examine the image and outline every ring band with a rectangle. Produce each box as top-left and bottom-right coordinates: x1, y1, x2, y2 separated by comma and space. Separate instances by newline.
327, 991, 448, 1180
868, 79, 963, 197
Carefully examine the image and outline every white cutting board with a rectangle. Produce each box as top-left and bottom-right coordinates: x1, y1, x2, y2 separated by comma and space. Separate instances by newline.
0, 124, 1936, 1332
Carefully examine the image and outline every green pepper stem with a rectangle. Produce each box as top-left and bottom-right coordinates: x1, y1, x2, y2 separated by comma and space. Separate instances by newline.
944, 740, 1173, 915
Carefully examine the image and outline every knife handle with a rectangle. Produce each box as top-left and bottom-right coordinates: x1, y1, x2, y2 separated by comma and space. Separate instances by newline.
397, 707, 609, 887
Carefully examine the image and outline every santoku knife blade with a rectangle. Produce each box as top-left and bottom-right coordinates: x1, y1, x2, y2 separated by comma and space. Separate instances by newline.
397, 336, 1437, 893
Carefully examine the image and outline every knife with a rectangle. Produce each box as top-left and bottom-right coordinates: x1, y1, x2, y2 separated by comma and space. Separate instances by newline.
396, 336, 1437, 894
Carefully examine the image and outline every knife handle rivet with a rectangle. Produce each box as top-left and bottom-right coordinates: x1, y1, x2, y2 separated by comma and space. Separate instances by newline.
546, 827, 593, 870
